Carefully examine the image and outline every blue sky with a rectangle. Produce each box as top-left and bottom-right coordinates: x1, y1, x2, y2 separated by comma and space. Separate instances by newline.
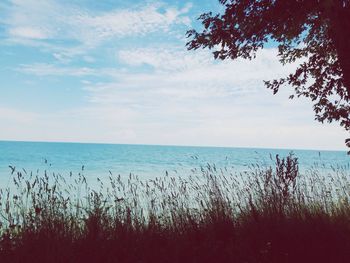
0, 0, 347, 151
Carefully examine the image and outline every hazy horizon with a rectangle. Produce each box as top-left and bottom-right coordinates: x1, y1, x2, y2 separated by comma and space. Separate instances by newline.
0, 139, 347, 153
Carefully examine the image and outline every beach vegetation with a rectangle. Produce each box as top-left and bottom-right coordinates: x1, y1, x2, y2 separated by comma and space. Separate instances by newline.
0, 153, 349, 262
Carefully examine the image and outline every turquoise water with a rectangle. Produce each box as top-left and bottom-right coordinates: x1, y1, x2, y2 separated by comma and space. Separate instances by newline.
0, 140, 348, 186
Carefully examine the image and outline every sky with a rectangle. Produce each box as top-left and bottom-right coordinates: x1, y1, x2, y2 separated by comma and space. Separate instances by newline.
0, 0, 348, 151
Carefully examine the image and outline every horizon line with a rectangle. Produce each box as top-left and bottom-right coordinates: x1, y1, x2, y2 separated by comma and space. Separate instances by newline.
0, 139, 347, 153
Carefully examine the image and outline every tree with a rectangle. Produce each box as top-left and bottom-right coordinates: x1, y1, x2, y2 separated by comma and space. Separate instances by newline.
186, 0, 350, 151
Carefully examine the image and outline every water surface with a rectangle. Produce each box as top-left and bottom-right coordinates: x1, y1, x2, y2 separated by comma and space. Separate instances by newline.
0, 141, 348, 186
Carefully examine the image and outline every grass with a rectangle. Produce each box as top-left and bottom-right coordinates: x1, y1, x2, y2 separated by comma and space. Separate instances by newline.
0, 153, 349, 262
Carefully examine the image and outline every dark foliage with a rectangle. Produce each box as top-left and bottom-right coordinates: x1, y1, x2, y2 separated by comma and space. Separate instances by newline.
186, 0, 350, 150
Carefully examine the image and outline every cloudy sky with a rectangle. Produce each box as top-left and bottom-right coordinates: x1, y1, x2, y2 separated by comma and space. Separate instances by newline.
0, 0, 347, 151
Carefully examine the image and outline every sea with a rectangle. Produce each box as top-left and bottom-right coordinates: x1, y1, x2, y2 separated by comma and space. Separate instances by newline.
0, 140, 349, 187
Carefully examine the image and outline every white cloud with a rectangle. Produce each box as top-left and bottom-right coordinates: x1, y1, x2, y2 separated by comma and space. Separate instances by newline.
118, 48, 210, 72
8, 26, 49, 39
3, 0, 191, 55
19, 47, 298, 99
17, 63, 99, 77
110, 47, 299, 101
75, 4, 190, 44
66, 47, 345, 150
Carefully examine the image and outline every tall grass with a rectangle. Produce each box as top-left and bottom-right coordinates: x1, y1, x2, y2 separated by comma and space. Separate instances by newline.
0, 153, 349, 262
